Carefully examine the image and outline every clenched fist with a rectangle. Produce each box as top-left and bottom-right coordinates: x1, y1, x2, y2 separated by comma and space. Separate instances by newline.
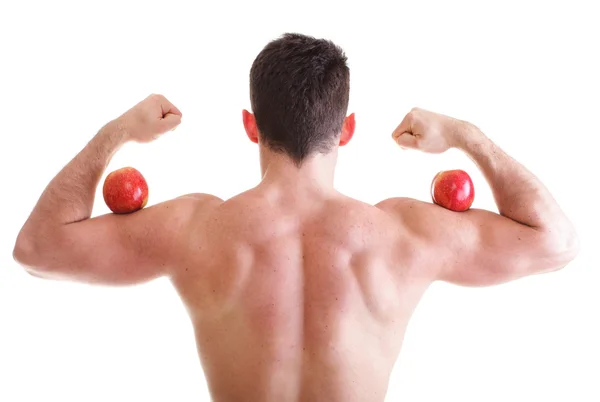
392, 108, 476, 153
116, 94, 182, 143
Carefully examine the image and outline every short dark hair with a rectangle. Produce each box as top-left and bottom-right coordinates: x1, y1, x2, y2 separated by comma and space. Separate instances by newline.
250, 33, 350, 166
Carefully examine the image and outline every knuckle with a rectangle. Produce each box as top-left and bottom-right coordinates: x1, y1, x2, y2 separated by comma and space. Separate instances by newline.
150, 93, 165, 102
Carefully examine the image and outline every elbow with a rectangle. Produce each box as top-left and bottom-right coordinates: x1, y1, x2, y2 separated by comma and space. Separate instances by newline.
540, 228, 581, 273
13, 231, 50, 276
566, 230, 581, 260
13, 232, 34, 266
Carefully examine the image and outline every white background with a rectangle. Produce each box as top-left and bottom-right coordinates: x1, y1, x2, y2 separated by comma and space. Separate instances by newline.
1, 1, 598, 401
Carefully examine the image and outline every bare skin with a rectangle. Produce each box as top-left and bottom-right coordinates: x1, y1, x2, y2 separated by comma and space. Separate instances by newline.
13, 95, 579, 401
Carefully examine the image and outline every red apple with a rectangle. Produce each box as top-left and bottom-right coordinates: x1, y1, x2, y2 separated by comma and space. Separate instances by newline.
431, 169, 474, 212
102, 167, 149, 214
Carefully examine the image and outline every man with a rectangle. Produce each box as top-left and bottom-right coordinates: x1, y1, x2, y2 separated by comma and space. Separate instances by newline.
13, 33, 579, 401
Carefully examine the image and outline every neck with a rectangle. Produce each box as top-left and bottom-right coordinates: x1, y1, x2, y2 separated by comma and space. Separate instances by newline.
258, 146, 338, 193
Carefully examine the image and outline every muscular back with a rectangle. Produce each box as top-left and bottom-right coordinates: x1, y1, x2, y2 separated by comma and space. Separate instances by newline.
13, 95, 579, 402
171, 188, 429, 402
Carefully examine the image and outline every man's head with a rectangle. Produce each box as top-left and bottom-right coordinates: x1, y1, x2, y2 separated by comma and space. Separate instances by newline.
243, 33, 355, 166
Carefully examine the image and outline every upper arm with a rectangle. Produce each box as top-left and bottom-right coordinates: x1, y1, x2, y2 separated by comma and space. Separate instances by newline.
377, 197, 562, 287
16, 193, 222, 285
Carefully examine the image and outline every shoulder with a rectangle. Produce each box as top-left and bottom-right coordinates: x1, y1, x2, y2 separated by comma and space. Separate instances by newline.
176, 192, 224, 204
375, 196, 450, 238
375, 197, 431, 216
145, 193, 223, 228
173, 193, 224, 218
172, 193, 224, 210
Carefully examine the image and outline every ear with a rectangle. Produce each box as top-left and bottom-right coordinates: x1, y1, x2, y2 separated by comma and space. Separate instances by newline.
339, 113, 355, 146
242, 109, 259, 144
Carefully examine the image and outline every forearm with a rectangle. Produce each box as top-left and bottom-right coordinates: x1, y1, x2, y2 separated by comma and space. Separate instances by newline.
20, 120, 128, 234
456, 123, 574, 235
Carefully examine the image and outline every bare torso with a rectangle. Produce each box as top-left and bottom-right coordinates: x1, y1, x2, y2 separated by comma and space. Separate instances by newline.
13, 97, 578, 402
170, 185, 430, 402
